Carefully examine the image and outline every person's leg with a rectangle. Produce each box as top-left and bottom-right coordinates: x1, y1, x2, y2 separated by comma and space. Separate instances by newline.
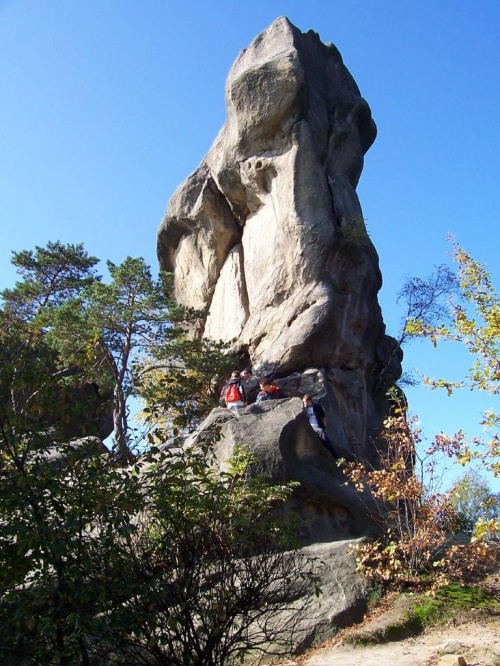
311, 426, 337, 458
321, 435, 338, 458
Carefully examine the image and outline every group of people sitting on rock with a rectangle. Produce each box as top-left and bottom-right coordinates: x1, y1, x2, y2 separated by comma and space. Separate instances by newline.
221, 369, 282, 410
220, 369, 337, 457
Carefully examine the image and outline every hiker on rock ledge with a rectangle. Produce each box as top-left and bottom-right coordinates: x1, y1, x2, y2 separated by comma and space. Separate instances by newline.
302, 394, 337, 458
256, 379, 281, 402
222, 371, 247, 410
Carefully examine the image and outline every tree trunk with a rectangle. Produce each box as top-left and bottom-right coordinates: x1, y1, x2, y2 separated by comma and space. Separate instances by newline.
113, 383, 133, 462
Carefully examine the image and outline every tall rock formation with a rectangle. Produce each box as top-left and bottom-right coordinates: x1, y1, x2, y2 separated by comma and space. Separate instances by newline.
157, 17, 402, 466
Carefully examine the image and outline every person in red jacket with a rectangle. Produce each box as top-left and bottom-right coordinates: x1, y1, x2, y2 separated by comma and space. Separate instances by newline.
256, 379, 281, 402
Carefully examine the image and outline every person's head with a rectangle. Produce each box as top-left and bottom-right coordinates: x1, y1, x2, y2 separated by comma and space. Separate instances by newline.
302, 394, 313, 408
231, 370, 241, 379
241, 368, 252, 381
259, 379, 271, 392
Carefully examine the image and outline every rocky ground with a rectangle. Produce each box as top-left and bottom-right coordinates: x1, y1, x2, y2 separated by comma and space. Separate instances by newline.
274, 584, 500, 666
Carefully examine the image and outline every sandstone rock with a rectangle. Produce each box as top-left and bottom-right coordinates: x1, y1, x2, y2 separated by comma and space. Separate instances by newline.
441, 640, 465, 654
437, 655, 468, 666
188, 398, 381, 543
40, 436, 109, 467
180, 396, 377, 653
281, 539, 372, 652
204, 243, 249, 342
240, 539, 372, 660
158, 17, 391, 369
247, 366, 391, 464
158, 17, 402, 464
157, 163, 241, 313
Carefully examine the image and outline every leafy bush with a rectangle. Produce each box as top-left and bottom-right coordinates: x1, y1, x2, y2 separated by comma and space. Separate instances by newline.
345, 409, 457, 586
0, 424, 318, 665
345, 408, 499, 589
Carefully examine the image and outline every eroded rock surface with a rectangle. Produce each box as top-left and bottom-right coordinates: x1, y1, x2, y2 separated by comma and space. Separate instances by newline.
257, 539, 372, 658
158, 16, 402, 465
186, 398, 381, 543
156, 19, 407, 647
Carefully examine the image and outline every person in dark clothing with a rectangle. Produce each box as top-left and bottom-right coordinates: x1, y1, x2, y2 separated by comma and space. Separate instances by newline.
302, 394, 337, 458
256, 379, 281, 402
222, 371, 247, 410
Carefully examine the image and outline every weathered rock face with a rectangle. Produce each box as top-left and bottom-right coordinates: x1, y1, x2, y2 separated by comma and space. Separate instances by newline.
250, 539, 372, 658
185, 398, 382, 544
180, 399, 377, 650
158, 17, 402, 465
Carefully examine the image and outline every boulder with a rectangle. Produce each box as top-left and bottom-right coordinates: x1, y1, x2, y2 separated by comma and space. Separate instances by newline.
259, 539, 372, 658
187, 398, 377, 654
37, 436, 109, 467
187, 398, 381, 543
298, 539, 372, 644
54, 378, 113, 442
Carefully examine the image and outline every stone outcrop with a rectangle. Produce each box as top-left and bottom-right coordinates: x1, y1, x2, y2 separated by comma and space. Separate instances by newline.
181, 398, 377, 651
41, 436, 109, 467
181, 399, 379, 652
254, 539, 372, 658
285, 539, 371, 651
156, 20, 405, 644
157, 17, 402, 469
157, 15, 397, 368
185, 398, 382, 544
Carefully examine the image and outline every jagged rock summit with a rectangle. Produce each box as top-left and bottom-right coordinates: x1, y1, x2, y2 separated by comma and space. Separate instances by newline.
158, 17, 401, 464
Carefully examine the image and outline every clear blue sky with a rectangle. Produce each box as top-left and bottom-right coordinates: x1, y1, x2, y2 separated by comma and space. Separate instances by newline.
1, 0, 499, 488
